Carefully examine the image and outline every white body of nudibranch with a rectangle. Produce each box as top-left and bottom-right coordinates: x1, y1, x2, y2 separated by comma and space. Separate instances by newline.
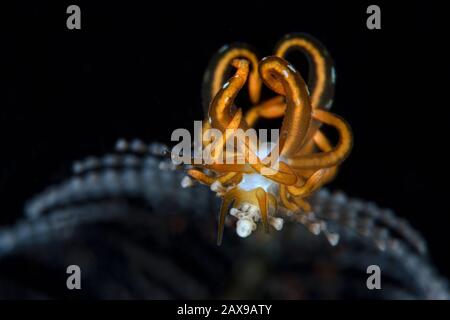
231, 142, 284, 238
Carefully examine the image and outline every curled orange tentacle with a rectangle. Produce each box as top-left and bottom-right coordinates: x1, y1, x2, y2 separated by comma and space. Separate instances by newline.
290, 110, 353, 169
259, 56, 312, 158
208, 59, 249, 132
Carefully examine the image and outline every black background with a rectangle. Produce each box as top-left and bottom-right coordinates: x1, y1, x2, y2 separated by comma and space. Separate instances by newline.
3, 1, 449, 280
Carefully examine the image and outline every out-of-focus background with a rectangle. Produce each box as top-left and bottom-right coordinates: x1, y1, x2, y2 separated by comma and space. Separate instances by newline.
2, 0, 449, 283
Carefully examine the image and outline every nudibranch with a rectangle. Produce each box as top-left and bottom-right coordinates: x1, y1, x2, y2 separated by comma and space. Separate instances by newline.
183, 33, 353, 245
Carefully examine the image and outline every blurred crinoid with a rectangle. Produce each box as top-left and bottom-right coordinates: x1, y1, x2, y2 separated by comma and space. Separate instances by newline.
183, 33, 353, 244
1, 139, 447, 299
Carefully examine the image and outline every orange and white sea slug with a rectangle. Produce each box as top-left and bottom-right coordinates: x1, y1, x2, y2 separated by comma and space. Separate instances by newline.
179, 33, 353, 245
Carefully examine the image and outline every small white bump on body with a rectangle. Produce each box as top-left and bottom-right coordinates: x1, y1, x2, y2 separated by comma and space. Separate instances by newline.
308, 222, 321, 235
230, 208, 240, 216
269, 217, 284, 231
210, 181, 224, 193
236, 219, 256, 238
181, 176, 194, 188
